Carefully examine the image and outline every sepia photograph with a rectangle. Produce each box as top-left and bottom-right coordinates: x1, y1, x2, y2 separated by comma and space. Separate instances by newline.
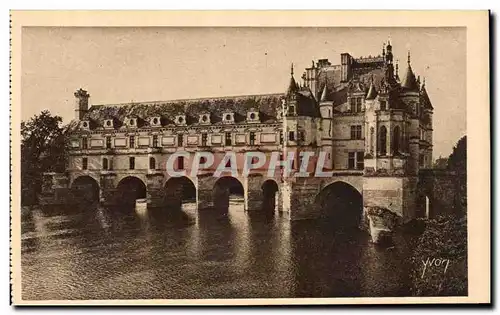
10, 11, 490, 305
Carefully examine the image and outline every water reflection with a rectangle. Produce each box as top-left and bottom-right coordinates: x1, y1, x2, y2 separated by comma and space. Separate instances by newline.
21, 200, 410, 300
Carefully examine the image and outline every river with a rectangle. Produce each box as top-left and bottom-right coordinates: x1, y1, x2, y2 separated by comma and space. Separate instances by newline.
21, 200, 412, 300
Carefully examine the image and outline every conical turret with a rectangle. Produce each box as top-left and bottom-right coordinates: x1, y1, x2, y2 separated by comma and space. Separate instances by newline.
401, 51, 419, 91
366, 78, 378, 100
320, 84, 329, 102
286, 63, 298, 96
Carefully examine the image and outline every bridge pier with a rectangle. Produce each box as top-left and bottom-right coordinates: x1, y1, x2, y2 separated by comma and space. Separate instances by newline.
245, 174, 264, 212
197, 174, 216, 210
146, 172, 165, 208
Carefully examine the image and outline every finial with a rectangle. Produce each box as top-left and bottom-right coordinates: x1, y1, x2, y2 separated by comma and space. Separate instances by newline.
291, 63, 294, 77
311, 60, 315, 68
407, 50, 411, 64
423, 77, 426, 86
382, 42, 386, 56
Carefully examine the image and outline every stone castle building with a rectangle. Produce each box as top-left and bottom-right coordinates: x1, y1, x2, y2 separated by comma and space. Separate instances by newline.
41, 41, 440, 236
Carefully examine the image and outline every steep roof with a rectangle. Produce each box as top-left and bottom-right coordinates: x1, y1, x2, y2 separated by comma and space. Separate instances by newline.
365, 80, 378, 100
79, 93, 284, 129
401, 53, 419, 91
420, 81, 434, 110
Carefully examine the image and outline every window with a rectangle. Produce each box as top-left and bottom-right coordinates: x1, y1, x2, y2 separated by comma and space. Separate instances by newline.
298, 131, 305, 142
249, 113, 256, 120
380, 100, 387, 111
393, 126, 401, 154
279, 131, 284, 144
249, 132, 256, 145
288, 131, 295, 141
348, 152, 355, 169
200, 156, 207, 164
152, 135, 159, 148
82, 138, 88, 149
106, 136, 112, 149
370, 127, 375, 155
379, 126, 387, 156
356, 152, 364, 170
350, 98, 356, 112
225, 158, 231, 168
201, 133, 208, 146
149, 157, 156, 170
225, 132, 232, 146
356, 98, 362, 112
102, 158, 108, 170
178, 156, 184, 170
288, 105, 295, 115
178, 134, 184, 147
350, 125, 362, 140
82, 157, 88, 170
129, 136, 135, 148
129, 157, 135, 170
419, 155, 424, 167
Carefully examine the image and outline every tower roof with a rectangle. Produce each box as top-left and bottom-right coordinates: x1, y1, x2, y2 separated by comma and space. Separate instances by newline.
286, 63, 298, 96
320, 84, 329, 102
401, 51, 419, 91
420, 79, 434, 110
366, 79, 378, 100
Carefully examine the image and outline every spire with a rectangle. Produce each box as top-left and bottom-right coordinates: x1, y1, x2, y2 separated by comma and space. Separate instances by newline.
286, 63, 298, 96
401, 50, 419, 91
320, 84, 329, 102
420, 77, 433, 109
366, 76, 378, 100
395, 59, 400, 81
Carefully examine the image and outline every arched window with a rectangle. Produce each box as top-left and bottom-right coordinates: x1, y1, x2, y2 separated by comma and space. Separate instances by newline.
393, 126, 401, 155
370, 127, 375, 155
149, 157, 156, 170
102, 158, 108, 170
379, 126, 387, 156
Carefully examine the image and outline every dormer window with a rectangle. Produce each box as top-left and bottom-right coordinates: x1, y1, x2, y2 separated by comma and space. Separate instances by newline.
150, 116, 161, 127
247, 110, 260, 123
104, 119, 114, 129
199, 113, 210, 124
127, 117, 137, 128
223, 112, 234, 124
80, 120, 90, 130
175, 115, 186, 126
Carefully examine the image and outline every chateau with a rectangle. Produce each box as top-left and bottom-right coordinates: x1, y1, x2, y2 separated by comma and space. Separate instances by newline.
41, 41, 443, 238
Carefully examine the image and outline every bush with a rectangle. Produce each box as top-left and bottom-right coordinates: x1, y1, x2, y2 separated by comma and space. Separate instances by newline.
409, 215, 467, 296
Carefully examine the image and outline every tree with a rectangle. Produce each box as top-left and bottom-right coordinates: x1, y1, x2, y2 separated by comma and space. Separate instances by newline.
21, 110, 68, 205
447, 136, 467, 215
447, 136, 466, 174
433, 156, 448, 169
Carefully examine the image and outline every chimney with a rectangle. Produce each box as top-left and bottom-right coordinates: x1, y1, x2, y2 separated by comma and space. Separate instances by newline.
74, 88, 90, 120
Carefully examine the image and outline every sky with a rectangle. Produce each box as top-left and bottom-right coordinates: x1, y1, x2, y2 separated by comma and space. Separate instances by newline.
21, 27, 466, 159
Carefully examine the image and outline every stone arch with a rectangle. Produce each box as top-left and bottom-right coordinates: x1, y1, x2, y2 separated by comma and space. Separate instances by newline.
164, 176, 197, 209
71, 175, 100, 203
261, 179, 279, 213
116, 176, 147, 206
213, 176, 244, 210
315, 181, 363, 230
